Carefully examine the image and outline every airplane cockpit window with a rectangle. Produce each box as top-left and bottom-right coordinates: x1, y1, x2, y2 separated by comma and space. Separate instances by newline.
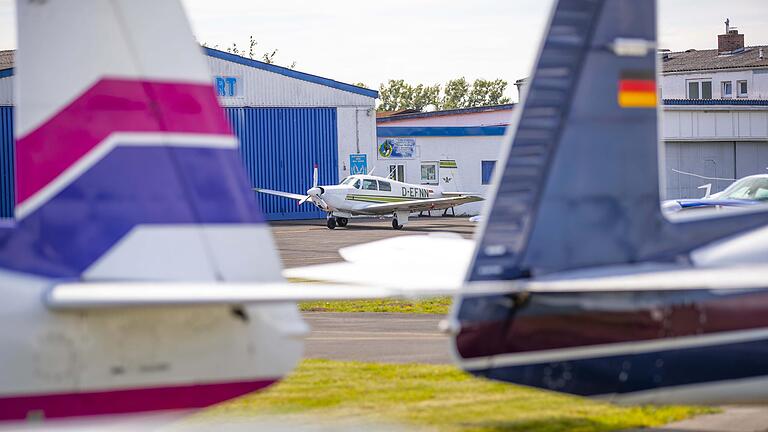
378, 180, 392, 191
720, 177, 768, 201
362, 179, 378, 190
352, 179, 361, 189
341, 177, 355, 185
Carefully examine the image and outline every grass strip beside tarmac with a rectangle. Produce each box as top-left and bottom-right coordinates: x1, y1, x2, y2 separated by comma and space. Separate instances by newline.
200, 359, 715, 432
299, 296, 452, 314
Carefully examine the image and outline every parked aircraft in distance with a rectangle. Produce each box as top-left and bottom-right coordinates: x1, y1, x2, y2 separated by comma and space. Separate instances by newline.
255, 165, 483, 229
663, 174, 768, 214
0, 0, 447, 422
288, 0, 768, 406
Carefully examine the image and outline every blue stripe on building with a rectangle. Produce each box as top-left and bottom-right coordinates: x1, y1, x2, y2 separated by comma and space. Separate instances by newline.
377, 125, 508, 137
0, 107, 337, 220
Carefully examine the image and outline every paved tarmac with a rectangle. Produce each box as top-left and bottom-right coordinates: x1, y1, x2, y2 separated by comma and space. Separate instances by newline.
270, 216, 474, 268
274, 217, 768, 432
303, 312, 452, 364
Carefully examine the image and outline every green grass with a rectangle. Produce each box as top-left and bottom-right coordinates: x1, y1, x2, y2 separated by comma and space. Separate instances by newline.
299, 296, 452, 314
198, 359, 715, 431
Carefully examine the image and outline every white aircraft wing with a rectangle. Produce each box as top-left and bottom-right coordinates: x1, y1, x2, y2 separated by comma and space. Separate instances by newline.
45, 281, 453, 310
284, 234, 475, 291
357, 195, 483, 215
253, 188, 307, 201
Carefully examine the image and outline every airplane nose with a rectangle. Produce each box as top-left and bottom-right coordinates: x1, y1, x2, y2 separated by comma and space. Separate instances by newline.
307, 186, 324, 196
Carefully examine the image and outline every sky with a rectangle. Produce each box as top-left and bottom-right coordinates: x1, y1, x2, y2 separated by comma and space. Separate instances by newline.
1, 0, 767, 100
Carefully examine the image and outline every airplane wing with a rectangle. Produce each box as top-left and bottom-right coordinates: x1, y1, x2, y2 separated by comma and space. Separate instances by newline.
45, 281, 453, 310
284, 234, 475, 290
357, 195, 483, 215
253, 188, 308, 201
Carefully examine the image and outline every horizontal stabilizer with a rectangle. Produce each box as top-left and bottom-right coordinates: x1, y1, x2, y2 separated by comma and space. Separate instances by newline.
46, 278, 457, 310
284, 235, 474, 290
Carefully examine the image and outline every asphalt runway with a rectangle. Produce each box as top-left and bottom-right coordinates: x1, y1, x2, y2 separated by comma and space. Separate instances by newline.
270, 216, 475, 269
303, 312, 452, 364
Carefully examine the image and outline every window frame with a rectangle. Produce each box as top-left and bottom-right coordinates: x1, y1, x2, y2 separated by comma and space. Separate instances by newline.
377, 180, 392, 192
686, 79, 712, 100
388, 164, 405, 183
721, 81, 733, 98
420, 161, 439, 185
361, 179, 378, 191
737, 80, 748, 98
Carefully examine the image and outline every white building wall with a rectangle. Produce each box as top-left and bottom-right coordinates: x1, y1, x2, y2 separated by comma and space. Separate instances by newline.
662, 107, 768, 140
373, 135, 502, 215
661, 68, 768, 99
337, 107, 377, 181
0, 76, 12, 105
206, 56, 374, 108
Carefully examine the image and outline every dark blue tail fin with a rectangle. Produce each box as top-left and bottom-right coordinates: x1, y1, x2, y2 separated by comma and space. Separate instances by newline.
468, 0, 768, 281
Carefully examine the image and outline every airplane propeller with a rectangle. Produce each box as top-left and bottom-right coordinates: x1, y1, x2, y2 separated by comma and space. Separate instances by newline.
298, 164, 328, 209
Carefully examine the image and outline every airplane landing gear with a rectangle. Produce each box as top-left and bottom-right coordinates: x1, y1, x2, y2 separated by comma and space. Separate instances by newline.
326, 218, 336, 229
392, 218, 403, 230
336, 217, 348, 227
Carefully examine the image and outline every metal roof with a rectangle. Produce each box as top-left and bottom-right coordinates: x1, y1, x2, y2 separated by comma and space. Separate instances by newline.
0, 48, 379, 99
662, 46, 768, 73
0, 50, 13, 71
204, 48, 378, 99
663, 98, 768, 106
377, 103, 515, 123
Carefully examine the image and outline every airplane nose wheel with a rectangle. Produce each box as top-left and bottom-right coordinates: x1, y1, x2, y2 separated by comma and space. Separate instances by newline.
392, 218, 403, 230
336, 217, 349, 227
326, 218, 336, 229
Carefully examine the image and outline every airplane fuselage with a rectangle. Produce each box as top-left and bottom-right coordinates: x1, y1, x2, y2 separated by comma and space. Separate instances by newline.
0, 269, 305, 420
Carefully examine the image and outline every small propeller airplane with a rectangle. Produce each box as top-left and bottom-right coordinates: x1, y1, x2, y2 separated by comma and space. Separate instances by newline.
254, 165, 483, 230
0, 0, 450, 422
287, 0, 768, 406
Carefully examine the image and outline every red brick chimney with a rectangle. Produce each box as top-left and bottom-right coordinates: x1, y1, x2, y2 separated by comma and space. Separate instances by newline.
718, 19, 745, 53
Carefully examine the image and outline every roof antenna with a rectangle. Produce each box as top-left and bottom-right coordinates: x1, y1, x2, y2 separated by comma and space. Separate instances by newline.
367, 166, 376, 176
725, 18, 730, 33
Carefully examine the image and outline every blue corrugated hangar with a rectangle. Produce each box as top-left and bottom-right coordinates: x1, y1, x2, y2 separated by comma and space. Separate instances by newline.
0, 48, 378, 220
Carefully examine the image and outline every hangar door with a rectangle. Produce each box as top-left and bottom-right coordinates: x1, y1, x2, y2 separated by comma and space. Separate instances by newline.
0, 106, 13, 218
0, 106, 338, 221
226, 107, 338, 220
663, 141, 735, 200
664, 141, 768, 200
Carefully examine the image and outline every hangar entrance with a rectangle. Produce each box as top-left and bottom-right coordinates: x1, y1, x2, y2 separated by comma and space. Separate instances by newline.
226, 107, 339, 220
664, 141, 768, 200
0, 106, 339, 221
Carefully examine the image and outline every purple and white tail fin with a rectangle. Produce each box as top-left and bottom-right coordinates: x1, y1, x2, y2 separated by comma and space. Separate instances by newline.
5, 0, 281, 281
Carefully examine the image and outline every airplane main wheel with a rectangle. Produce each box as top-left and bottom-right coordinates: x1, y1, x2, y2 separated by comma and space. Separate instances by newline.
336, 217, 348, 227
392, 218, 403, 230
326, 218, 336, 229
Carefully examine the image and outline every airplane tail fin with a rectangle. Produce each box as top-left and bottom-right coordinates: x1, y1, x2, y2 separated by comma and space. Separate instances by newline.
467, 0, 768, 281
438, 159, 460, 193
6, 0, 282, 282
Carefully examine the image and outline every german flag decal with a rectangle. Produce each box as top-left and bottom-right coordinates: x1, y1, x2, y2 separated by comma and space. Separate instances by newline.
618, 70, 656, 108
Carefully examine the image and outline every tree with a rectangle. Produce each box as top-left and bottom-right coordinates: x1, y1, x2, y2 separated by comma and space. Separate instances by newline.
203, 35, 297, 69
378, 80, 440, 111
441, 77, 471, 110
378, 78, 511, 111
466, 79, 511, 107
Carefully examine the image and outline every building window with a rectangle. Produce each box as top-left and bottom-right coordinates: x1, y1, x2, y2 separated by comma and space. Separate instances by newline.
687, 79, 712, 100
737, 80, 748, 97
481, 160, 496, 185
388, 164, 405, 183
420, 162, 438, 185
721, 81, 733, 98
